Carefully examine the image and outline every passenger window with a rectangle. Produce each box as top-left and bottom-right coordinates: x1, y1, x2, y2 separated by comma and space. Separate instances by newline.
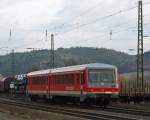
76, 74, 80, 84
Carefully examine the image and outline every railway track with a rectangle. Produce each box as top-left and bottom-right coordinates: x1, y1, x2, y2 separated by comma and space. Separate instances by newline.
0, 97, 138, 120
107, 106, 150, 117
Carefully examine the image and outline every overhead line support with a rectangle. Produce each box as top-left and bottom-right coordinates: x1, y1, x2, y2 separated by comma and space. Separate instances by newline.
51, 34, 54, 68
137, 0, 144, 96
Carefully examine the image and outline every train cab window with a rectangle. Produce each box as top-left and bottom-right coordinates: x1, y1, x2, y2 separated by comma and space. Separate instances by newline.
88, 69, 115, 87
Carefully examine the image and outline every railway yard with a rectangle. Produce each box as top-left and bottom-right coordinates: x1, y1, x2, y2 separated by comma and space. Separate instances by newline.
0, 63, 150, 120
0, 94, 149, 120
1, 0, 150, 120
0, 97, 83, 120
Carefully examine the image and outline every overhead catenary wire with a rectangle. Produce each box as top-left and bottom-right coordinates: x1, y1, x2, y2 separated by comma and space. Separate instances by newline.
8, 18, 150, 52
10, 35, 46, 50
0, 1, 104, 32
55, 20, 150, 48
52, 1, 150, 37
49, 0, 138, 32
0, 1, 149, 37
54, 6, 138, 36
53, 1, 150, 49
51, 1, 104, 30
1, 1, 150, 54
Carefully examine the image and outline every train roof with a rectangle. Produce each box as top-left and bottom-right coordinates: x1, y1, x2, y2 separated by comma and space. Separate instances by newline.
27, 69, 51, 76
51, 63, 116, 73
0, 77, 11, 82
27, 63, 116, 76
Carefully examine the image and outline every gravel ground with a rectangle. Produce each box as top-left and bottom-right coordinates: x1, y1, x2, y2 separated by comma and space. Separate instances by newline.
0, 103, 86, 120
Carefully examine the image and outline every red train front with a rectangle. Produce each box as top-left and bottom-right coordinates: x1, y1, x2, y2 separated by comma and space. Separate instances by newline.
27, 63, 119, 107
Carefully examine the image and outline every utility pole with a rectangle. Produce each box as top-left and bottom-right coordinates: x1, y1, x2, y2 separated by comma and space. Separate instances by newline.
137, 0, 144, 96
9, 29, 15, 78
46, 29, 47, 41
9, 29, 11, 41
109, 30, 112, 40
11, 49, 15, 78
51, 34, 54, 68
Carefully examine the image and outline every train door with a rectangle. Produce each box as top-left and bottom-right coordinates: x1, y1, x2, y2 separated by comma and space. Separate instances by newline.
29, 77, 32, 94
27, 77, 32, 96
80, 73, 84, 95
48, 74, 53, 99
74, 73, 80, 91
75, 72, 83, 90
78, 72, 84, 102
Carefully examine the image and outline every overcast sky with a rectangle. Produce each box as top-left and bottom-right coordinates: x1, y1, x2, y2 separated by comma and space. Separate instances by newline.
0, 0, 150, 55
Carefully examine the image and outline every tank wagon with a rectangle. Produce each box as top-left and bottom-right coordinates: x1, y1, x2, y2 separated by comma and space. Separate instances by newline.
27, 63, 119, 107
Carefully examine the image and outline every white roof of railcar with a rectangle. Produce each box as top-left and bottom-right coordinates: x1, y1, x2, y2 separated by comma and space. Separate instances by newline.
27, 69, 51, 76
51, 63, 115, 73
27, 63, 116, 76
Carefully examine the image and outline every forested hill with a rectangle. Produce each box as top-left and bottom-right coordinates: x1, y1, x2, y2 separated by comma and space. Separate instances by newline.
0, 47, 149, 76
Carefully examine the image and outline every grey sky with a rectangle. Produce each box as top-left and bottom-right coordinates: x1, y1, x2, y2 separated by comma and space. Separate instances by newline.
0, 0, 150, 55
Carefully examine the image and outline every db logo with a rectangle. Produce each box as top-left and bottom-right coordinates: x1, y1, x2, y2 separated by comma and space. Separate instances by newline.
66, 86, 73, 91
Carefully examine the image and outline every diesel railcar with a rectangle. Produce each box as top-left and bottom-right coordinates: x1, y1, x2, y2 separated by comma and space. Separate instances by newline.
27, 63, 119, 106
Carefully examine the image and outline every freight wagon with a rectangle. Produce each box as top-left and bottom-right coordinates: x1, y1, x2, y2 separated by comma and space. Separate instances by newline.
0, 77, 11, 92
119, 77, 150, 103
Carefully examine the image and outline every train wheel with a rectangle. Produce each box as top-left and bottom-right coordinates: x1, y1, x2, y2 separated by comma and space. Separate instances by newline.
30, 95, 37, 102
98, 99, 103, 107
73, 97, 80, 105
54, 97, 66, 104
53, 97, 59, 104
84, 98, 92, 107
103, 98, 110, 109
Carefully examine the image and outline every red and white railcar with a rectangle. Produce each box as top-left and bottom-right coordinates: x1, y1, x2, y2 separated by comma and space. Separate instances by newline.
27, 63, 119, 106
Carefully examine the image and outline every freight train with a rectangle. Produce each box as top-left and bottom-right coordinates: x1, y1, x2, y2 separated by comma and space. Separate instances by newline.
27, 63, 119, 107
0, 75, 27, 94
119, 76, 150, 103
1, 63, 150, 105
0, 77, 11, 92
